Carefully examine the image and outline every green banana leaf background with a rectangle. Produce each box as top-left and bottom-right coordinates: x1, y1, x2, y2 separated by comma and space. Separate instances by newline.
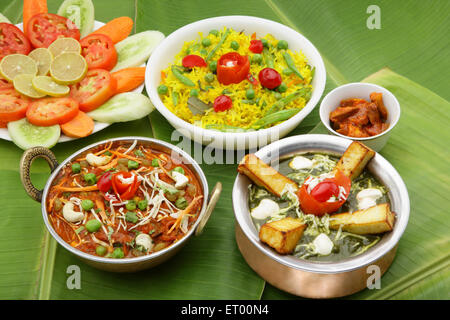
0, 0, 448, 300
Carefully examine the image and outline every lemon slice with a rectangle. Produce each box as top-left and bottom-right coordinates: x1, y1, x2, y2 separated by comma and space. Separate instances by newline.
13, 74, 46, 98
0, 54, 37, 82
48, 37, 81, 57
28, 48, 53, 76
50, 52, 87, 85
32, 76, 70, 97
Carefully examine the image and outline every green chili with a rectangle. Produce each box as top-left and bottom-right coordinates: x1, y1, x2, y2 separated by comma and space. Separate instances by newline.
263, 48, 274, 68
171, 65, 195, 86
206, 28, 230, 61
252, 108, 301, 129
283, 52, 304, 80
172, 91, 179, 106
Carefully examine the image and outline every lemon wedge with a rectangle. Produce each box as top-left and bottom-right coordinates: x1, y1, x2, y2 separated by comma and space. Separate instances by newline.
0, 54, 37, 82
48, 37, 81, 57
13, 74, 46, 98
28, 48, 53, 76
32, 76, 70, 97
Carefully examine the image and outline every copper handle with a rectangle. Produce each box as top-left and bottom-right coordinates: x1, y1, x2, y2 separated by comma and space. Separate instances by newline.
20, 147, 59, 203
195, 182, 222, 236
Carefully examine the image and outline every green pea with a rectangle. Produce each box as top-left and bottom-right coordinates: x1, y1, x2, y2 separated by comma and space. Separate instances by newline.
202, 38, 211, 47
246, 88, 255, 99
151, 159, 159, 167
81, 199, 94, 211
204, 73, 214, 83
173, 167, 185, 175
230, 41, 239, 50
83, 173, 97, 185
126, 200, 136, 211
190, 89, 199, 97
126, 211, 138, 223
157, 84, 168, 95
138, 200, 148, 211
209, 29, 219, 36
128, 160, 139, 170
251, 54, 262, 64
277, 40, 288, 49
261, 38, 269, 47
200, 48, 208, 56
274, 92, 282, 100
209, 61, 217, 72
71, 163, 81, 174
282, 68, 293, 76
112, 248, 124, 259
175, 197, 188, 210
277, 82, 288, 93
134, 150, 144, 157
86, 219, 102, 233
96, 246, 107, 256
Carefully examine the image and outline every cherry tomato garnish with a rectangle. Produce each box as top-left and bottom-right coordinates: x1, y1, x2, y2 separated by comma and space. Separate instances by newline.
258, 68, 282, 89
97, 171, 113, 193
111, 172, 141, 200
213, 95, 232, 112
182, 55, 207, 68
216, 52, 250, 85
247, 73, 258, 86
310, 181, 339, 202
297, 170, 351, 216
249, 40, 263, 53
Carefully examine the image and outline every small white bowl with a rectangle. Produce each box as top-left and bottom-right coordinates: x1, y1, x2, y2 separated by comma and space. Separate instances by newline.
146, 16, 326, 150
319, 83, 400, 151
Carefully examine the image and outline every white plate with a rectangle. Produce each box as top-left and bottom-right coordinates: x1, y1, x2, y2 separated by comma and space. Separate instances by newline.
0, 21, 145, 143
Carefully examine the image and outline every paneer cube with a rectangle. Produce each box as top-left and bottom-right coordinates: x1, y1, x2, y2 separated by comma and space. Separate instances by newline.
259, 217, 306, 254
329, 203, 395, 234
238, 154, 298, 197
334, 141, 375, 180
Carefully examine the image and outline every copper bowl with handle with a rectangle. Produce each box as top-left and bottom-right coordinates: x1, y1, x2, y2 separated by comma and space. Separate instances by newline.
232, 134, 410, 298
20, 137, 221, 272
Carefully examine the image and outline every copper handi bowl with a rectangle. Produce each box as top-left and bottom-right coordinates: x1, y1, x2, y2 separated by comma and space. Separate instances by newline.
232, 134, 410, 298
20, 137, 221, 273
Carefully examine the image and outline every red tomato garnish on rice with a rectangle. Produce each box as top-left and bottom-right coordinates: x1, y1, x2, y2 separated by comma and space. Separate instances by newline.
182, 55, 207, 68
249, 40, 263, 53
97, 172, 113, 193
258, 68, 282, 89
216, 52, 250, 85
297, 170, 351, 216
213, 95, 232, 112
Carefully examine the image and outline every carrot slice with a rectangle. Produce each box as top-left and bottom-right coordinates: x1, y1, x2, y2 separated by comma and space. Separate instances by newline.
55, 185, 99, 192
90, 16, 134, 44
23, 0, 47, 36
111, 67, 146, 93
60, 111, 95, 138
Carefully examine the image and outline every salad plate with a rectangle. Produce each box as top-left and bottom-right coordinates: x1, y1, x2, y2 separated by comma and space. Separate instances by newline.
0, 20, 145, 143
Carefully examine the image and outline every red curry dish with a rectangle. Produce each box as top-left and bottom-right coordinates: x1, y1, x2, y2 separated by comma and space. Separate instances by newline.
46, 140, 203, 259
329, 92, 389, 138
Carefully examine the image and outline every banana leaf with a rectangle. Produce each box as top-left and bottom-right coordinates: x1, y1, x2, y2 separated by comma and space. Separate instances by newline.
0, 0, 449, 300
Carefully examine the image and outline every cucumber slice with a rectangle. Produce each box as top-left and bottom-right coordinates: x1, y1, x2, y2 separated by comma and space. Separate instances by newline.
112, 31, 165, 72
57, 0, 95, 38
0, 13, 11, 23
88, 92, 155, 123
8, 118, 60, 150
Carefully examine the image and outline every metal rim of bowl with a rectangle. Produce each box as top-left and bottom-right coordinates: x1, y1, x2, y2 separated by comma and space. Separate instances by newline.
319, 82, 401, 142
232, 134, 410, 274
41, 137, 209, 265
145, 15, 327, 141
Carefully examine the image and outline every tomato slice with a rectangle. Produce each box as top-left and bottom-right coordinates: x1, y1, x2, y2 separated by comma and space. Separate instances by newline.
80, 34, 117, 71
0, 23, 32, 60
216, 52, 250, 85
182, 55, 207, 68
26, 97, 79, 126
27, 13, 80, 48
69, 69, 117, 112
0, 88, 30, 126
0, 77, 13, 89
297, 170, 351, 216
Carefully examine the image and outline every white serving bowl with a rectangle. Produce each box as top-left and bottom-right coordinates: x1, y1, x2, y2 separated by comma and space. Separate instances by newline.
146, 16, 326, 150
319, 83, 401, 152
